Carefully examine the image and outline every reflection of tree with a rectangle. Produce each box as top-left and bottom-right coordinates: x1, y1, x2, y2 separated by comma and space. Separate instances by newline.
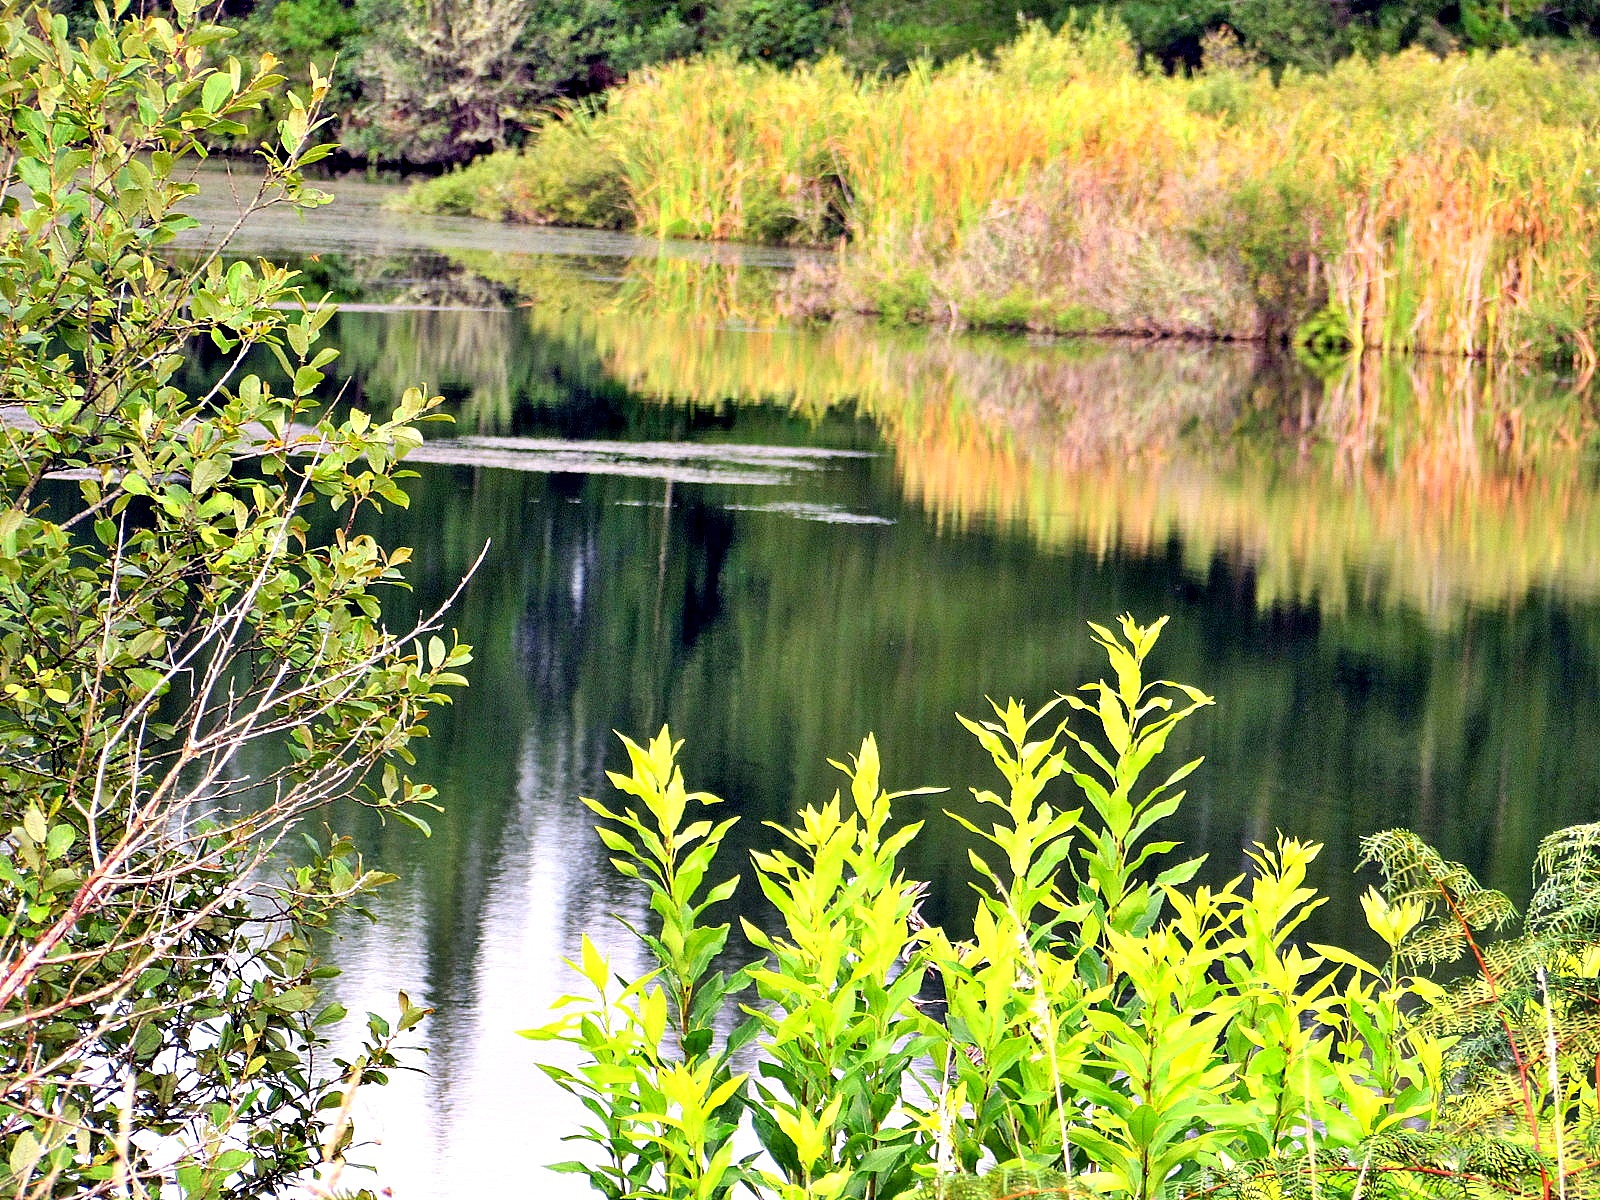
235, 248, 1600, 624
327, 307, 631, 434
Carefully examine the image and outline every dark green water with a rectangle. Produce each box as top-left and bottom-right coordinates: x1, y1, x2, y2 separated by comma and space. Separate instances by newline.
303, 309, 1600, 1200
174, 170, 1600, 1198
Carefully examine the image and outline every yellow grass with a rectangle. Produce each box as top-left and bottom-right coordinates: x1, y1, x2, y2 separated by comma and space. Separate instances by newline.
409, 21, 1600, 358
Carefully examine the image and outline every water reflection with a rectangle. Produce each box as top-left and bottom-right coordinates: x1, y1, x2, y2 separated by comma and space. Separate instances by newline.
306, 287, 1600, 618
170, 163, 808, 268
195, 239, 1600, 1200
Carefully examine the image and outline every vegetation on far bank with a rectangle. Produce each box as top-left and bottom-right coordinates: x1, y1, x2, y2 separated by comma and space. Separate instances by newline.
399, 21, 1600, 359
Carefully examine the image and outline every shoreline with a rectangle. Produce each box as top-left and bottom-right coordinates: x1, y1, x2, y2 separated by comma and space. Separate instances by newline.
395, 31, 1600, 364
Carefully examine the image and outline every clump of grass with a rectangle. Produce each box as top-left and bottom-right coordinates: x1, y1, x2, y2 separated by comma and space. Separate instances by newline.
601, 52, 863, 243
395, 104, 629, 228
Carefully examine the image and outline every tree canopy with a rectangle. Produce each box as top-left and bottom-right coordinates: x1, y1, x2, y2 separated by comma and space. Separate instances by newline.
42, 0, 1600, 164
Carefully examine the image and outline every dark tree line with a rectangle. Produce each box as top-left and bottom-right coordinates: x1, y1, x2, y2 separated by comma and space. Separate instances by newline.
65, 0, 1600, 164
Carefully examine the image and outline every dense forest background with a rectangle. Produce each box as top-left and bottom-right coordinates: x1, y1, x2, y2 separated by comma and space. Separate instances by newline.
58, 0, 1600, 164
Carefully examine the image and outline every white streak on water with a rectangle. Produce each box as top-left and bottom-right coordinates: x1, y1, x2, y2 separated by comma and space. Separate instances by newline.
405, 437, 876, 487
724, 500, 895, 525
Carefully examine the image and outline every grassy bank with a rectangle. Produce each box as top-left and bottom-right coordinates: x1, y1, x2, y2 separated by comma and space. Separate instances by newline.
398, 21, 1600, 359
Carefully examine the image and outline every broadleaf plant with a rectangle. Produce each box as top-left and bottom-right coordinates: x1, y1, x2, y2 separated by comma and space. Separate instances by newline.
0, 3, 471, 1197
532, 616, 1551, 1200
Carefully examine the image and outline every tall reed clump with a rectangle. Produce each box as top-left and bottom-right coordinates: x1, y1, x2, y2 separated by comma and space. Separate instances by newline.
823, 19, 1266, 337
601, 54, 865, 243
819, 30, 1600, 353
527, 615, 1600, 1200
1279, 48, 1600, 362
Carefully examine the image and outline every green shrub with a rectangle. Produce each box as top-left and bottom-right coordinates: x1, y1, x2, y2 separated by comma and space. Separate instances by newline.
1294, 303, 1356, 372
397, 109, 631, 227
525, 615, 1599, 1200
873, 271, 934, 324
961, 289, 1037, 330
395, 162, 496, 216
714, 0, 839, 67
0, 5, 466, 1196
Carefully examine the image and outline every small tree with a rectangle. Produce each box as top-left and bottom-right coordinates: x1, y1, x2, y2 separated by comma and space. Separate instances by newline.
348, 0, 623, 163
0, 3, 471, 1196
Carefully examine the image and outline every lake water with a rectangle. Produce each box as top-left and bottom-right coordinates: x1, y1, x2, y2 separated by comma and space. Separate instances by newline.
180, 167, 1600, 1199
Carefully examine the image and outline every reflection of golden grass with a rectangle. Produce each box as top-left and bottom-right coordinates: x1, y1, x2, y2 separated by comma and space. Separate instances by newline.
528, 303, 1600, 619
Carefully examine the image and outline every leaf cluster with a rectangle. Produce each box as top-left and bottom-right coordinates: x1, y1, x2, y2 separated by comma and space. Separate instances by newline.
0, 5, 469, 1197
527, 615, 1596, 1200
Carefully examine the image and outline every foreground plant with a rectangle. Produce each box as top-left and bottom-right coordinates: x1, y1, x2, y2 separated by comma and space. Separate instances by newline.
0, 3, 469, 1197
533, 614, 1600, 1200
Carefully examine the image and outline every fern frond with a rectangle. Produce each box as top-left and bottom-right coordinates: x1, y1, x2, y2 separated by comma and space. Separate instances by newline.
1403, 918, 1485, 967
1445, 1070, 1535, 1132
1362, 1129, 1550, 1196
1530, 822, 1600, 941
1196, 1133, 1549, 1200
1359, 830, 1517, 967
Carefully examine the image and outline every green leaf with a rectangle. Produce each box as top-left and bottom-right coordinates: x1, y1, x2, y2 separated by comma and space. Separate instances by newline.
268, 985, 317, 1013
202, 71, 232, 114
212, 1149, 253, 1174
0, 507, 25, 558
190, 454, 231, 494
44, 824, 74, 859
7, 1130, 42, 1179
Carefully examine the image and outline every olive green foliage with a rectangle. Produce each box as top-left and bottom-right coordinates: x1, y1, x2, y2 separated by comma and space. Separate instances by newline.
0, 4, 467, 1196
341, 0, 834, 162
226, 0, 361, 144
528, 615, 1600, 1200
717, 0, 838, 68
394, 104, 630, 227
836, 0, 1069, 68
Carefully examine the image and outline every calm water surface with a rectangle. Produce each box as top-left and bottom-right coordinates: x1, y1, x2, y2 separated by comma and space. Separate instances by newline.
186, 168, 1600, 1199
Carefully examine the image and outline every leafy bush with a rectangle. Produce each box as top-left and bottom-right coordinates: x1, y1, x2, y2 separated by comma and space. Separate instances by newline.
526, 615, 1598, 1200
226, 0, 362, 144
0, 4, 467, 1195
397, 110, 630, 227
715, 0, 839, 67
